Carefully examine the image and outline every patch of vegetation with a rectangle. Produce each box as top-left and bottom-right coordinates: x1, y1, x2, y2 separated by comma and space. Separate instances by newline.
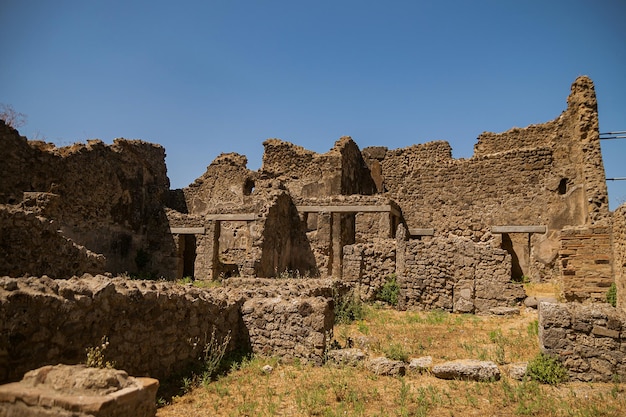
333, 290, 366, 324
526, 353, 569, 385
85, 336, 115, 369
606, 282, 617, 307
376, 274, 399, 306
383, 342, 409, 362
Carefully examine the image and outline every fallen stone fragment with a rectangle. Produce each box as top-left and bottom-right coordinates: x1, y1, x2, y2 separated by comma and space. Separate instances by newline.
326, 348, 367, 366
489, 306, 520, 316
432, 359, 500, 381
0, 364, 159, 417
502, 362, 527, 380
366, 357, 406, 376
262, 364, 274, 374
408, 356, 433, 373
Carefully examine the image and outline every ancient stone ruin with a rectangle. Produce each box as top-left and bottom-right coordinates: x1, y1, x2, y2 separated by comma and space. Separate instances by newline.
1, 76, 626, 406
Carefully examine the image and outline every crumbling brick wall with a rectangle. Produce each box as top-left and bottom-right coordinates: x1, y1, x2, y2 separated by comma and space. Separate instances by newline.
539, 302, 626, 382
0, 276, 336, 384
396, 226, 525, 313
614, 205, 626, 311
559, 226, 613, 302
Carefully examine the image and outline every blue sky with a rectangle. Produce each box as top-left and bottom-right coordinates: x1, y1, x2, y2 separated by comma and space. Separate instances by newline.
1, 1, 625, 208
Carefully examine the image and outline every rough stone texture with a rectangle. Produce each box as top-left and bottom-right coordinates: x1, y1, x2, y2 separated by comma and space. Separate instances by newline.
502, 363, 528, 381
0, 364, 158, 417
365, 357, 406, 376
241, 296, 333, 365
559, 226, 613, 302
326, 349, 367, 366
0, 205, 105, 277
431, 360, 501, 381
408, 356, 433, 373
396, 227, 525, 313
365, 76, 608, 284
342, 238, 396, 301
0, 124, 176, 277
0, 276, 337, 384
538, 302, 626, 382
613, 204, 626, 312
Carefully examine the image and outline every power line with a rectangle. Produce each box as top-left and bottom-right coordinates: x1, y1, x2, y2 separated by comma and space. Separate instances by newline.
607, 177, 626, 181
600, 131, 626, 140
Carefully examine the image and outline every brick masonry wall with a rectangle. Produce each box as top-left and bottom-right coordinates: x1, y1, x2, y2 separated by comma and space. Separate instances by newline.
539, 302, 626, 382
0, 276, 336, 384
614, 205, 626, 311
559, 226, 613, 302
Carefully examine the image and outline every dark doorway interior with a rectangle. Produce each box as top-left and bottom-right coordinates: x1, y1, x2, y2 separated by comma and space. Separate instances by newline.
182, 234, 197, 278
501, 233, 524, 281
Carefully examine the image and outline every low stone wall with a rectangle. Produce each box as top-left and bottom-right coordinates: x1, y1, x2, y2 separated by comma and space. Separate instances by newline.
559, 225, 613, 302
242, 297, 333, 365
0, 276, 336, 384
342, 239, 396, 301
539, 302, 626, 382
396, 227, 525, 313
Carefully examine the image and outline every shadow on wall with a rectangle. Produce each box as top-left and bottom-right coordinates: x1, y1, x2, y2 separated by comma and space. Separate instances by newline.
258, 194, 318, 277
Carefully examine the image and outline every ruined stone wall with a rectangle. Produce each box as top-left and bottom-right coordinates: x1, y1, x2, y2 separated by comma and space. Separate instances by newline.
342, 239, 396, 301
613, 205, 626, 311
396, 227, 525, 313
0, 276, 336, 384
261, 137, 375, 198
180, 153, 255, 215
539, 302, 626, 382
0, 205, 105, 277
0, 122, 175, 277
368, 76, 608, 285
559, 226, 613, 302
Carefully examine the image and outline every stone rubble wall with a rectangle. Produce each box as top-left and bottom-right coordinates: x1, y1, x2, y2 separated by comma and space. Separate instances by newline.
0, 122, 176, 277
0, 205, 105, 278
364, 76, 609, 286
0, 276, 336, 384
614, 205, 626, 311
396, 227, 525, 313
539, 302, 626, 382
342, 239, 396, 301
559, 226, 613, 302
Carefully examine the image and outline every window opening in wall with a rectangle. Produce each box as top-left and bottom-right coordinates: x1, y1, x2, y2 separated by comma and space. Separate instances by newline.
243, 178, 255, 196
500, 233, 524, 282
182, 234, 196, 278
558, 178, 568, 195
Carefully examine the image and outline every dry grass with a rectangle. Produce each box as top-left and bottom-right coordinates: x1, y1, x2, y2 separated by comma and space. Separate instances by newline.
157, 304, 625, 417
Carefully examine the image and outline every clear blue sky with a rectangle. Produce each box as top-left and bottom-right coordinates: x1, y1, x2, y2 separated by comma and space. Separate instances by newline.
1, 1, 625, 208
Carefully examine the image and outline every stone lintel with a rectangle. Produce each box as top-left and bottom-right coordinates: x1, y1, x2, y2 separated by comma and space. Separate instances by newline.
297, 205, 397, 215
170, 227, 205, 234
204, 213, 257, 221
408, 228, 435, 236
491, 225, 547, 234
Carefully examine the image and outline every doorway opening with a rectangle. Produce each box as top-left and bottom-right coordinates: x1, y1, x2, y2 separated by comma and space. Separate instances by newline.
501, 233, 524, 282
182, 234, 197, 278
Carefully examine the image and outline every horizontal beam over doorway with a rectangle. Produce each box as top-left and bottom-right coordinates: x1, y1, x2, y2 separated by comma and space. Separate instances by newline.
491, 225, 547, 234
170, 227, 205, 234
408, 228, 435, 236
297, 205, 401, 217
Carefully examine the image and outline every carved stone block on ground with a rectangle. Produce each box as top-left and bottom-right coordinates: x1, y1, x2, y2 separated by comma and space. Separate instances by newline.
432, 359, 500, 381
